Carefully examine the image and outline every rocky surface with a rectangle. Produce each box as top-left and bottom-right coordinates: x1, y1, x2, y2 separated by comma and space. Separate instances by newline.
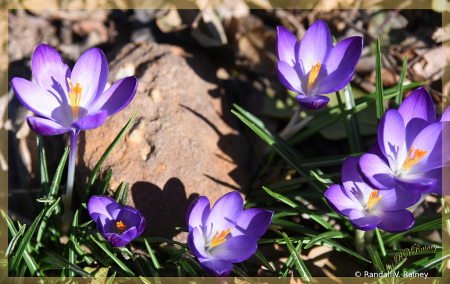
76, 42, 251, 241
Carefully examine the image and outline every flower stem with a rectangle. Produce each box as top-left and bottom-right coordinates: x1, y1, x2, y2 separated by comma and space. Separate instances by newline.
279, 105, 303, 139
62, 131, 78, 235
408, 193, 428, 213
355, 229, 366, 255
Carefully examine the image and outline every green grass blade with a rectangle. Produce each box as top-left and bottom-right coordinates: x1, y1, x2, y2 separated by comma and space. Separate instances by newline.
140, 276, 153, 284
6, 223, 26, 256
35, 197, 61, 248
282, 233, 313, 282
336, 90, 357, 153
401, 252, 449, 275
304, 231, 347, 249
37, 134, 50, 196
375, 228, 387, 263
82, 111, 137, 203
375, 38, 385, 119
90, 233, 135, 276
49, 146, 69, 200
100, 169, 112, 195
366, 244, 386, 273
105, 271, 117, 284
68, 210, 78, 277
40, 251, 94, 278
279, 241, 302, 277
113, 182, 124, 202
9, 209, 45, 272
144, 239, 161, 270
253, 250, 275, 272
135, 237, 187, 248
120, 182, 129, 205
396, 56, 408, 107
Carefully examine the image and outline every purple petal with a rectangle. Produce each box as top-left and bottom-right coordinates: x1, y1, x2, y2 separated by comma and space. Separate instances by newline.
378, 109, 405, 168
88, 77, 138, 116
102, 227, 137, 247
12, 78, 68, 123
88, 196, 120, 223
26, 116, 70, 136
439, 106, 450, 122
187, 227, 208, 259
70, 48, 109, 108
31, 44, 72, 115
369, 184, 421, 211
112, 205, 146, 237
298, 20, 332, 69
398, 87, 435, 125
204, 192, 243, 241
186, 196, 211, 231
277, 26, 300, 66
407, 122, 444, 173
348, 209, 381, 231
326, 36, 363, 73
393, 175, 437, 194
375, 210, 415, 233
404, 118, 432, 152
198, 257, 233, 277
342, 156, 376, 203
277, 61, 303, 93
295, 94, 330, 110
210, 235, 257, 262
359, 153, 396, 190
315, 66, 355, 95
70, 110, 108, 131
419, 168, 445, 195
368, 142, 389, 165
231, 209, 273, 240
325, 184, 360, 216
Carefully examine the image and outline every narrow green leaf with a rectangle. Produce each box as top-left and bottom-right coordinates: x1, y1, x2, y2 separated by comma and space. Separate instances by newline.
140, 276, 152, 284
144, 239, 161, 270
279, 241, 302, 277
100, 169, 112, 195
336, 90, 357, 153
68, 210, 78, 277
343, 83, 363, 152
120, 182, 129, 205
37, 134, 50, 196
375, 228, 387, 263
6, 224, 26, 256
113, 182, 124, 202
90, 233, 135, 277
396, 56, 408, 107
135, 237, 187, 248
401, 252, 449, 275
304, 231, 346, 249
366, 244, 386, 273
36, 197, 61, 247
375, 38, 385, 119
139, 254, 159, 278
105, 271, 117, 284
82, 111, 137, 203
9, 209, 45, 272
40, 251, 94, 278
282, 233, 314, 282
253, 250, 274, 272
48, 146, 69, 200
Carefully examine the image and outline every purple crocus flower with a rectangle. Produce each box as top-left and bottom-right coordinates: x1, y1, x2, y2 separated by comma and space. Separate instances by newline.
11, 44, 138, 214
186, 191, 273, 277
276, 20, 363, 110
325, 157, 417, 232
88, 196, 146, 247
359, 87, 450, 195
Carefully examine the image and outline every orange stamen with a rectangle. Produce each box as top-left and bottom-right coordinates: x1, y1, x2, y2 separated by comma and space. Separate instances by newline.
210, 228, 231, 248
402, 146, 428, 172
367, 190, 382, 210
116, 221, 126, 232
307, 60, 321, 88
67, 78, 82, 119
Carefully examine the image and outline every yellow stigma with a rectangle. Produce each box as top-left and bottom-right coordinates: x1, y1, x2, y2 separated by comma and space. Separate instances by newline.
367, 190, 382, 210
67, 78, 82, 119
210, 228, 231, 248
307, 60, 321, 88
402, 146, 428, 172
116, 221, 126, 232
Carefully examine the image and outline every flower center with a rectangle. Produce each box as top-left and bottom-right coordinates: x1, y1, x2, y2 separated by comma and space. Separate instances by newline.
67, 78, 82, 119
365, 190, 382, 211
209, 228, 231, 248
116, 221, 126, 232
307, 60, 321, 89
402, 146, 428, 172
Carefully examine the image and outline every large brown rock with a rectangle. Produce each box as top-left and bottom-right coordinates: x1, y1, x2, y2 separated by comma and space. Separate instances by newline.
76, 43, 251, 241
